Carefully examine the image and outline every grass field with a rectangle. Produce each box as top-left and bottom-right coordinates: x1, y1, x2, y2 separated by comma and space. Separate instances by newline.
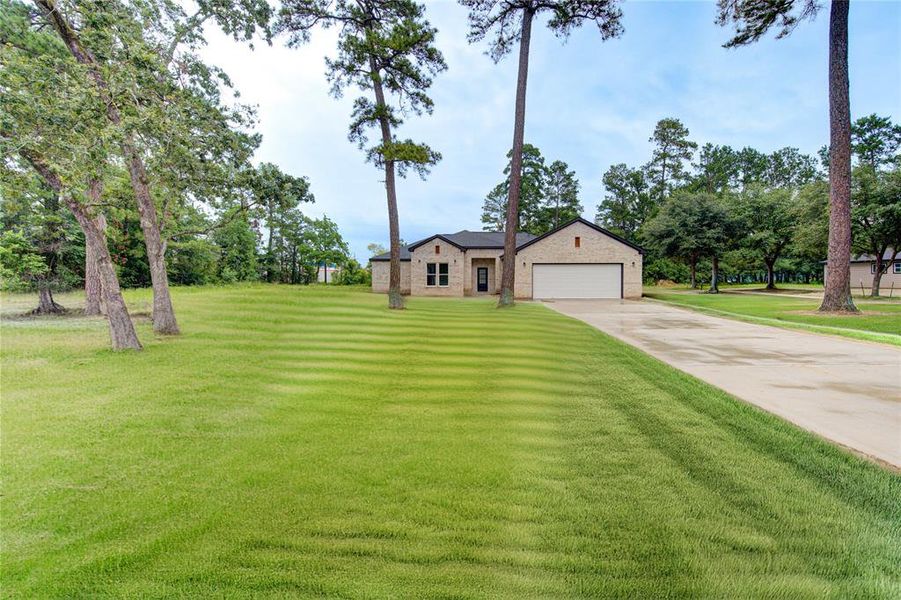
644, 288, 901, 346
2, 285, 899, 597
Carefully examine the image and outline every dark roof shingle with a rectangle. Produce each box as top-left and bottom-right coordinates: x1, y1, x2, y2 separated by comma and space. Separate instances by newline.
370, 230, 537, 261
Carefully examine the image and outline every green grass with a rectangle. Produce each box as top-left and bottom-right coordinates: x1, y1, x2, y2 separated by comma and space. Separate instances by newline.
2, 285, 899, 598
644, 288, 901, 346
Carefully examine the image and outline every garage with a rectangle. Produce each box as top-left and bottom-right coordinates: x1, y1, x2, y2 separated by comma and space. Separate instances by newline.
532, 263, 622, 299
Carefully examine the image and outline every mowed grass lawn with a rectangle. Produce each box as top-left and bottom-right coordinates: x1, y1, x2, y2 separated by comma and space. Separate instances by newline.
2, 285, 899, 598
645, 288, 901, 346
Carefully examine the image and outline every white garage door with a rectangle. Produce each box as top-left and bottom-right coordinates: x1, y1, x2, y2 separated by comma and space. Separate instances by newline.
532, 264, 622, 299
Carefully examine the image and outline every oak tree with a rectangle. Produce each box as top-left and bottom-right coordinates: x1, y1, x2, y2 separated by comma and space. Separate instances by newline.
718, 0, 856, 311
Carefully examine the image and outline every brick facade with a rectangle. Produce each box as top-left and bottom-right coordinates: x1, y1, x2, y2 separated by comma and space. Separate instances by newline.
371, 219, 643, 299
513, 221, 643, 299
371, 260, 410, 294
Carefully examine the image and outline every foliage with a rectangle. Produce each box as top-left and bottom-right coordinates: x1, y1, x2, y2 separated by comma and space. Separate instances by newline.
167, 238, 220, 286
0, 162, 81, 292
791, 180, 830, 263
277, 0, 447, 178
852, 113, 901, 168
334, 258, 370, 285
213, 213, 258, 282
0, 230, 47, 291
481, 145, 582, 235
596, 163, 651, 241
716, 0, 820, 47
643, 191, 740, 286
734, 185, 796, 284
537, 159, 582, 231
481, 143, 550, 234
367, 242, 387, 258
690, 143, 738, 194
253, 162, 315, 282
851, 162, 901, 283
645, 117, 697, 201
459, 0, 624, 62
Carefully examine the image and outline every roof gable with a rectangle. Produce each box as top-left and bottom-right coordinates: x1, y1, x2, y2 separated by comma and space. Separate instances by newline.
508, 217, 645, 256
406, 234, 467, 252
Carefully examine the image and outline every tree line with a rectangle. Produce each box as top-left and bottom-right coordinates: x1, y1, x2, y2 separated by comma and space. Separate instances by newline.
0, 0, 361, 351
460, 0, 871, 314
0, 0, 889, 351
604, 115, 900, 297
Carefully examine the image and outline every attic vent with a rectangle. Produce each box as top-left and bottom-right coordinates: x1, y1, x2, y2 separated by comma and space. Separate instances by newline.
435, 244, 440, 254
575, 236, 581, 248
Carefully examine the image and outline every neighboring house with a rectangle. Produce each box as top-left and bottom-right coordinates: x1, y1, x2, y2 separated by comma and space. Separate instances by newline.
371, 218, 644, 299
317, 263, 341, 283
825, 248, 901, 290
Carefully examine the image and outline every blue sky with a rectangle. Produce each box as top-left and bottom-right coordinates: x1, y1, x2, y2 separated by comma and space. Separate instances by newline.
201, 1, 900, 261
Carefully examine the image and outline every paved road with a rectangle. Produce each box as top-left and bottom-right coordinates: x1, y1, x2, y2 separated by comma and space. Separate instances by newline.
546, 299, 901, 468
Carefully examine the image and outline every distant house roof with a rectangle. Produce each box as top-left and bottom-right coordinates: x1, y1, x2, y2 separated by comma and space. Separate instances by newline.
370, 230, 538, 262
848, 248, 898, 263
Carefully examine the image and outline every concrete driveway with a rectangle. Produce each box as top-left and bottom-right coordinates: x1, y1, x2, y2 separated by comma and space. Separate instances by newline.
546, 299, 901, 468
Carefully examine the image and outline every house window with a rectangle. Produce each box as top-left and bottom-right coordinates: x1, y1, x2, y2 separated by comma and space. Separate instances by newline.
575, 236, 581, 248
894, 262, 901, 274
871, 263, 877, 274
426, 263, 449, 286
435, 244, 440, 254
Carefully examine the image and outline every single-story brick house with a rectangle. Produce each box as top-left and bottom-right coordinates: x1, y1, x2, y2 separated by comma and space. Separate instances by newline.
371, 218, 644, 299
825, 248, 901, 290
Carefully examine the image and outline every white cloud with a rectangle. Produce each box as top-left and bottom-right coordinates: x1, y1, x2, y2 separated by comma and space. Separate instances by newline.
198, 0, 900, 259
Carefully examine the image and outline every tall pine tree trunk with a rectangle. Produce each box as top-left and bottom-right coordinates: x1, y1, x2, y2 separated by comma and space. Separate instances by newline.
37, 0, 179, 333
84, 180, 106, 316
709, 256, 720, 294
370, 55, 404, 309
498, 7, 534, 307
819, 0, 857, 312
689, 256, 698, 289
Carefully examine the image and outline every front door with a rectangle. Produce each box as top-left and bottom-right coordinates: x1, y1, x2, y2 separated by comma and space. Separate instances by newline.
477, 267, 488, 292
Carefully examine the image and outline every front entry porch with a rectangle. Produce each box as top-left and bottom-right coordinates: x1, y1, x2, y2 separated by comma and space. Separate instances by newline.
471, 259, 496, 295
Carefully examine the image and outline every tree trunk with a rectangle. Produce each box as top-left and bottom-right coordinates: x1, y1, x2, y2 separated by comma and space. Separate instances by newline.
35, 0, 179, 332
369, 55, 404, 309
68, 198, 142, 350
21, 150, 141, 350
870, 248, 895, 297
267, 203, 276, 282
689, 256, 697, 289
84, 209, 106, 316
33, 285, 66, 315
871, 256, 884, 297
123, 141, 179, 333
498, 7, 534, 307
709, 256, 720, 293
765, 260, 776, 290
819, 0, 858, 312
